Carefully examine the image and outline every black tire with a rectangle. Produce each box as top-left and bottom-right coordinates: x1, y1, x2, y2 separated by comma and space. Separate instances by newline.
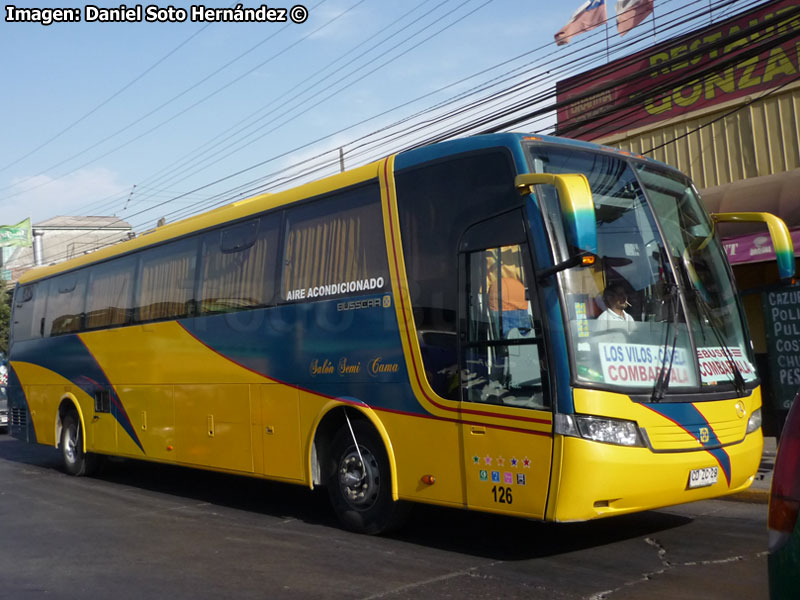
60, 413, 100, 476
326, 421, 406, 534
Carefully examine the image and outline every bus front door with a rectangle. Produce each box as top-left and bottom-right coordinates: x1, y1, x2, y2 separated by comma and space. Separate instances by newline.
458, 212, 553, 519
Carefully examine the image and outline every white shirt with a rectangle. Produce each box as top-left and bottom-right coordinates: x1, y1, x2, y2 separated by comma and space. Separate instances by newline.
597, 309, 634, 330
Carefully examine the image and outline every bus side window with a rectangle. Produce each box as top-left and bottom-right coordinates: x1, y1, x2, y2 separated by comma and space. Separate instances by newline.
11, 283, 46, 343
86, 256, 136, 329
45, 271, 88, 336
199, 216, 279, 314
463, 244, 546, 410
280, 182, 387, 303
136, 236, 199, 322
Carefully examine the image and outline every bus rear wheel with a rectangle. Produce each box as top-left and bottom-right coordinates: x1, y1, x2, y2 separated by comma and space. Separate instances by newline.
60, 413, 100, 476
326, 421, 405, 534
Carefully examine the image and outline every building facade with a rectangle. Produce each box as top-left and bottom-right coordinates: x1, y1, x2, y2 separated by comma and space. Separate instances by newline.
556, 0, 800, 430
2, 216, 133, 285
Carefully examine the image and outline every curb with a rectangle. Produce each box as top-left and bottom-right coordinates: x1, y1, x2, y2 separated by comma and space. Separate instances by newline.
723, 488, 769, 504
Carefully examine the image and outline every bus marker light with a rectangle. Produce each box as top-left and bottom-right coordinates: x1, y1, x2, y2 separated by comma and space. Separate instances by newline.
421, 474, 436, 485
166, 445, 174, 451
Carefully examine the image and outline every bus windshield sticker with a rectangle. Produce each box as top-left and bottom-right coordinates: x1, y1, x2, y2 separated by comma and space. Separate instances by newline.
697, 347, 755, 383
598, 343, 694, 388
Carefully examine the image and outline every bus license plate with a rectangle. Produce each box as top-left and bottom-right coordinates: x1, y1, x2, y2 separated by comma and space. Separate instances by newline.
688, 466, 718, 489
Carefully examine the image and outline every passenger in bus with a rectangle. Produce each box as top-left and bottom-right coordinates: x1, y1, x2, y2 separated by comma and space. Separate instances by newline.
488, 274, 529, 336
597, 283, 634, 329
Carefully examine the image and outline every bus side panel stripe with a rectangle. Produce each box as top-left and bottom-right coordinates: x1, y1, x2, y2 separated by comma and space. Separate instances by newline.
75, 336, 144, 454
10, 335, 144, 454
178, 321, 552, 438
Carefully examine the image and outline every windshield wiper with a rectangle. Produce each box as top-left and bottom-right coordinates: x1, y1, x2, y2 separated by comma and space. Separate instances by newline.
678, 241, 746, 395
651, 281, 680, 402
678, 246, 746, 396
692, 289, 746, 396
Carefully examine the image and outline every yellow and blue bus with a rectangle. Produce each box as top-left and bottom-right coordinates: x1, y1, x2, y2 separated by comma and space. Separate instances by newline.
7, 133, 793, 534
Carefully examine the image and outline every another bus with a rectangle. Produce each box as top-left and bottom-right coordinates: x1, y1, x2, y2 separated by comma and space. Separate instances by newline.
8, 133, 794, 533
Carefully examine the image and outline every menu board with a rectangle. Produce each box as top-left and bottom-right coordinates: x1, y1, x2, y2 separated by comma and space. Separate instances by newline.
762, 285, 800, 410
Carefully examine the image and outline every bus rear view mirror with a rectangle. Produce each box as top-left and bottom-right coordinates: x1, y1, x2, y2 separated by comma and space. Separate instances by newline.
515, 173, 598, 279
711, 212, 795, 284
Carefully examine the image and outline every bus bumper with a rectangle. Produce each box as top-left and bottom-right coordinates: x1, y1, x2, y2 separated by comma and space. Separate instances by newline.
548, 430, 762, 522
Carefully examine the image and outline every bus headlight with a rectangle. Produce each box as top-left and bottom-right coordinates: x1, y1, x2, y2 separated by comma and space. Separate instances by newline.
555, 414, 644, 447
746, 407, 762, 434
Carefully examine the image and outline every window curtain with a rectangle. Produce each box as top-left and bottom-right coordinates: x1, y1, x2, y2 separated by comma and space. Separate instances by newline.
284, 212, 366, 292
201, 236, 271, 311
87, 269, 132, 328
139, 251, 196, 321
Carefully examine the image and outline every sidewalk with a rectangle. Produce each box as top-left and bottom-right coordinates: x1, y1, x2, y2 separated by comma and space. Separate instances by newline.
724, 436, 776, 504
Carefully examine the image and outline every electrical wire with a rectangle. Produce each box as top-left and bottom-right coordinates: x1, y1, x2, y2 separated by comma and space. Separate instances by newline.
8, 0, 779, 269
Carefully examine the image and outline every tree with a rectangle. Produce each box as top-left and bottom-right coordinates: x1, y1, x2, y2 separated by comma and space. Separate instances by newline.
0, 285, 11, 355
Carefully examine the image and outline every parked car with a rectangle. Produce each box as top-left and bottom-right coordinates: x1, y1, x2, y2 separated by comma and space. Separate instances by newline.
768, 390, 800, 598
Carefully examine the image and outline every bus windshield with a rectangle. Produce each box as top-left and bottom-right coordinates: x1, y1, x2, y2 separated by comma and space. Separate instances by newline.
527, 144, 756, 396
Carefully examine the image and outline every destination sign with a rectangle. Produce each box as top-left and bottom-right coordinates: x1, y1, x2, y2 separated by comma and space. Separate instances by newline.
598, 343, 695, 388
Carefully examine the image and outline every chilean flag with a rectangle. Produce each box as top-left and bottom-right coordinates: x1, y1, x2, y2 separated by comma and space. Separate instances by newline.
616, 0, 654, 36
555, 0, 606, 46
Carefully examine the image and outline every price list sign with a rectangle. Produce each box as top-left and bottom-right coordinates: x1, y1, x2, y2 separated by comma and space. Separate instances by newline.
762, 285, 800, 410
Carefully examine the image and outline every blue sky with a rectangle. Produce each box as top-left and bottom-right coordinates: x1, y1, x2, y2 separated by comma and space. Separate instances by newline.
1, 0, 750, 233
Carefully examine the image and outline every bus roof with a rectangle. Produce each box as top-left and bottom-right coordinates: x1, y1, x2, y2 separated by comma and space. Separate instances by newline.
19, 133, 666, 285
394, 132, 661, 171
19, 160, 384, 284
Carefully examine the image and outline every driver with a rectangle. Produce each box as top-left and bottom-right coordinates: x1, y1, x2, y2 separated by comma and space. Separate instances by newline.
598, 283, 634, 329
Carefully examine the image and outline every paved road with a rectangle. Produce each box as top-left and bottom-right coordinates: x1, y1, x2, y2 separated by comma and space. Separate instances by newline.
0, 435, 771, 600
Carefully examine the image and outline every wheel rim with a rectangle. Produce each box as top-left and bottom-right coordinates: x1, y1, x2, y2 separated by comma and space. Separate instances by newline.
64, 424, 78, 465
337, 446, 380, 511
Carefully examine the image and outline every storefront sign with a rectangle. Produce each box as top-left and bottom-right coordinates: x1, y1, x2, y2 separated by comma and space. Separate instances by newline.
556, 0, 800, 140
722, 228, 800, 265
762, 284, 800, 410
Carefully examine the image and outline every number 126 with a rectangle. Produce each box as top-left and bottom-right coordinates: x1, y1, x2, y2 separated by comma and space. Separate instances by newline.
492, 485, 513, 504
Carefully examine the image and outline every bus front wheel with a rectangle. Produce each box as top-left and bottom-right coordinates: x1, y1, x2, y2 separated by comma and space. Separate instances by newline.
60, 413, 99, 476
326, 421, 405, 534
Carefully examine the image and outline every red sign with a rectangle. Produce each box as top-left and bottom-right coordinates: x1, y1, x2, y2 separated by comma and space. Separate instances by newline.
556, 0, 800, 140
722, 228, 800, 265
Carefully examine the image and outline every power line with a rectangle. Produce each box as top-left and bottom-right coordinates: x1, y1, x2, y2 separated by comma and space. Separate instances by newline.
119, 0, 467, 212
0, 21, 213, 175
10, 0, 466, 225
9, 0, 773, 268
0, 0, 334, 199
